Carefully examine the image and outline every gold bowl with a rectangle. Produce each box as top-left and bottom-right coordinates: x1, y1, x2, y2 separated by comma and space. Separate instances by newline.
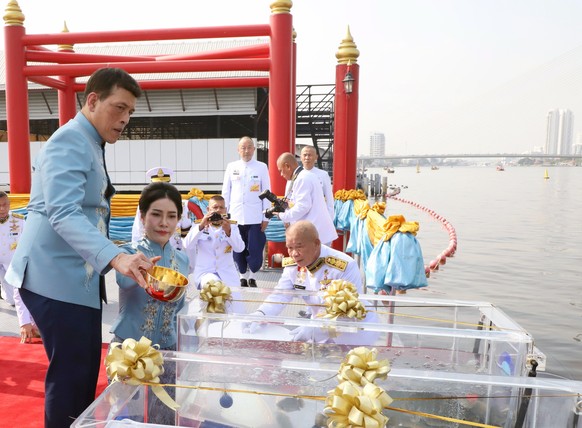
145, 265, 189, 303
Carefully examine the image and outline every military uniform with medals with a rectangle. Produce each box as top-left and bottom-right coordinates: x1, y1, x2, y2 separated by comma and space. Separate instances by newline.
183, 219, 245, 289
254, 245, 380, 345
257, 245, 361, 318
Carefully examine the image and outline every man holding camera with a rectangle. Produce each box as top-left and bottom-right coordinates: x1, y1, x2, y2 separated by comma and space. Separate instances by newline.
183, 195, 245, 290
274, 152, 338, 246
222, 137, 271, 287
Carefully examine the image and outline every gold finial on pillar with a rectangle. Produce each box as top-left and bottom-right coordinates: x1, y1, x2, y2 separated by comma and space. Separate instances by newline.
58, 21, 74, 51
335, 26, 360, 65
3, 0, 25, 26
270, 0, 292, 14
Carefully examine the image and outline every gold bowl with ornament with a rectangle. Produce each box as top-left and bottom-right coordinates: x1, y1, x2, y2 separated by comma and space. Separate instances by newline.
145, 265, 188, 303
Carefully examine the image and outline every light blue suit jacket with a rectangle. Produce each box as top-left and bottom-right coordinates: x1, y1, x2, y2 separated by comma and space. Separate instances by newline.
6, 113, 122, 309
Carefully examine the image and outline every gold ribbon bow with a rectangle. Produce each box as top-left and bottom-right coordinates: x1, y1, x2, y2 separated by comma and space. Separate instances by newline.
334, 189, 368, 202
381, 214, 419, 242
338, 347, 391, 386
187, 187, 205, 200
324, 381, 393, 428
105, 336, 179, 410
200, 280, 232, 313
321, 280, 367, 320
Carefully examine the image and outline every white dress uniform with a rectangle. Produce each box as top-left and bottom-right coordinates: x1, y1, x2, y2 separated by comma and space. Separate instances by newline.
182, 221, 246, 289
131, 200, 192, 250
258, 245, 361, 316
0, 211, 35, 327
222, 158, 271, 225
0, 211, 25, 305
255, 245, 379, 345
278, 168, 338, 245
310, 167, 335, 220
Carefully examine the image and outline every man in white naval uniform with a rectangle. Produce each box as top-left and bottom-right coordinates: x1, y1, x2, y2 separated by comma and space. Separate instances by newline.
245, 221, 378, 345
274, 152, 337, 245
0, 191, 21, 305
0, 191, 39, 342
131, 166, 192, 250
222, 136, 271, 287
183, 196, 246, 314
300, 146, 334, 221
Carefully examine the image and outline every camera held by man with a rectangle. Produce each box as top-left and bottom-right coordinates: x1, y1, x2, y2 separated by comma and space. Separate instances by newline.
258, 189, 289, 219
209, 211, 231, 225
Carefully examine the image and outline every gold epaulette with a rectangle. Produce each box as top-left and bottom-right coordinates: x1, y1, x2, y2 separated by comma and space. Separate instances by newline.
194, 219, 203, 224
12, 213, 25, 219
306, 257, 325, 274
282, 257, 297, 267
228, 219, 238, 224
325, 256, 347, 271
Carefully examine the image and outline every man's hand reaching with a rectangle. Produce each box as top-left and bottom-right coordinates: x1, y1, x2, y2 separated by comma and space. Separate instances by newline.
110, 253, 161, 289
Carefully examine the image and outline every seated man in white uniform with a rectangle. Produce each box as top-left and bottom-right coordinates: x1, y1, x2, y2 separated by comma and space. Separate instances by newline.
131, 167, 192, 251
245, 220, 379, 345
183, 195, 246, 313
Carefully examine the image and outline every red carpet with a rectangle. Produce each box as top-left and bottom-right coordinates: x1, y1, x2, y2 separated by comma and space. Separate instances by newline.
0, 336, 109, 428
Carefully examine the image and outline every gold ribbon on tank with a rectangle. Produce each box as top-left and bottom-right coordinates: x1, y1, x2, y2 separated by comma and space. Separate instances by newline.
200, 280, 232, 313
105, 336, 179, 410
321, 280, 367, 320
337, 346, 391, 386
324, 381, 393, 427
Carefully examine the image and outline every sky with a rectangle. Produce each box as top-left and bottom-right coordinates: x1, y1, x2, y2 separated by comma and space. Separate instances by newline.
2, 0, 582, 156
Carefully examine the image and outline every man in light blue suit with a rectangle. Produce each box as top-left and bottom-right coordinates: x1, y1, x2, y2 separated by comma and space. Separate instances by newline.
6, 68, 159, 428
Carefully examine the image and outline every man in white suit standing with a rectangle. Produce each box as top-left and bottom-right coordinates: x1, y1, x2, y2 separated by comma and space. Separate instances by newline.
300, 146, 334, 221
274, 152, 337, 246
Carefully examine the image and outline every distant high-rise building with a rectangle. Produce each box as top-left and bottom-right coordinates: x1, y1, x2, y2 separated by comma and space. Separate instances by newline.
545, 109, 574, 155
370, 132, 385, 157
573, 134, 582, 155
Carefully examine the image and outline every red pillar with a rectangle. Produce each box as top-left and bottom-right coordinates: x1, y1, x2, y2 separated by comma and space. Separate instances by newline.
332, 26, 360, 192
4, 2, 31, 193
268, 0, 293, 195
332, 27, 360, 251
267, 0, 294, 264
291, 28, 297, 150
58, 26, 78, 125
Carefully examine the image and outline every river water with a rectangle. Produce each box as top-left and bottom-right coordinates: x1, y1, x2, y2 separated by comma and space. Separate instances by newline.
365, 165, 582, 381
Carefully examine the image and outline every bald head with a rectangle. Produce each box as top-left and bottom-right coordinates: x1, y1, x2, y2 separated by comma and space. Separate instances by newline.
287, 220, 319, 241
238, 136, 255, 162
277, 152, 297, 167
277, 152, 299, 181
285, 220, 321, 267
300, 146, 318, 170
